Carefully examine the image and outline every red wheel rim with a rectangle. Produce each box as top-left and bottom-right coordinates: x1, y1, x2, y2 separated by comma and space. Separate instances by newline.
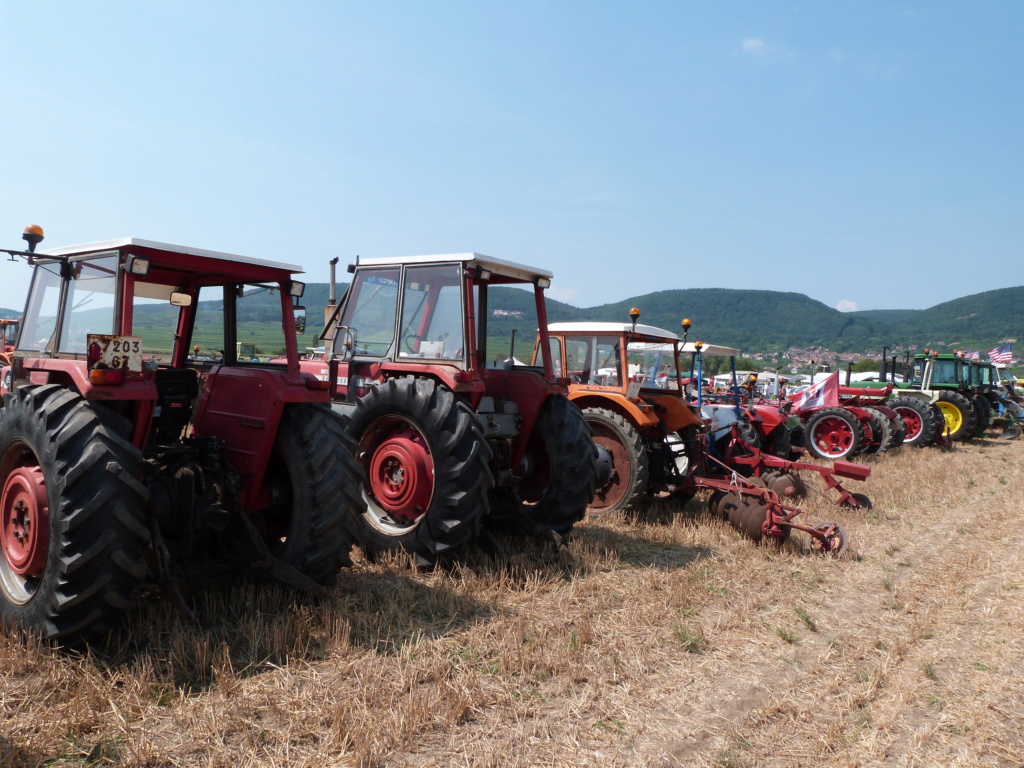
363, 420, 434, 524
895, 407, 922, 441
589, 427, 631, 511
1, 465, 49, 577
810, 417, 855, 455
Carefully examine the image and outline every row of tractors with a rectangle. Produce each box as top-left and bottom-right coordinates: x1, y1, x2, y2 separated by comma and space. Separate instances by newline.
0, 228, 980, 643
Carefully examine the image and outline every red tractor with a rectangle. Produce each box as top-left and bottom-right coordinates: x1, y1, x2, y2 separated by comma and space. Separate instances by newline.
305, 253, 597, 565
0, 227, 362, 641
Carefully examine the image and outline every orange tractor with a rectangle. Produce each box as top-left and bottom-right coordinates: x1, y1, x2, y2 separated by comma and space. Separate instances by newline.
0, 319, 18, 367
539, 311, 858, 553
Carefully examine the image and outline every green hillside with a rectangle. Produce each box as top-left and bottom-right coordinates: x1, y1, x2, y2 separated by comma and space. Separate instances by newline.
4, 282, 1022, 358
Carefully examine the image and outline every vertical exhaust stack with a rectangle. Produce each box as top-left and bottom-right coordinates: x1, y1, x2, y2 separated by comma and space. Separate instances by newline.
322, 257, 340, 344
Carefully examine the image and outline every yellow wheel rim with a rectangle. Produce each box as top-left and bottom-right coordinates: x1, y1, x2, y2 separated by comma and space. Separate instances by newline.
936, 401, 963, 433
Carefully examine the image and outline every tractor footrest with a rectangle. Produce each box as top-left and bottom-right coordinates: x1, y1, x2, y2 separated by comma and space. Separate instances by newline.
832, 460, 870, 480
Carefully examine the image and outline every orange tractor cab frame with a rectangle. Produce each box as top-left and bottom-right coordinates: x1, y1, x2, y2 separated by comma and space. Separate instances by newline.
540, 319, 703, 514
306, 253, 597, 565
0, 229, 361, 641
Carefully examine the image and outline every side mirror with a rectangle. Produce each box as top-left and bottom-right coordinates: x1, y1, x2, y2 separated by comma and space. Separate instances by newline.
293, 306, 307, 335
334, 326, 355, 361
170, 292, 192, 307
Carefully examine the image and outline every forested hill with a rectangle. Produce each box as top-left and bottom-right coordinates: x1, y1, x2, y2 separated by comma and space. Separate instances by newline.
3, 283, 1022, 354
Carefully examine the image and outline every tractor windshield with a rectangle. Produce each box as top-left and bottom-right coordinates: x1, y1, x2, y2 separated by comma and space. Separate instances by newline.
559, 336, 622, 386
336, 268, 401, 357
930, 358, 958, 386
59, 255, 119, 354
18, 261, 63, 352
627, 342, 681, 391
398, 264, 464, 361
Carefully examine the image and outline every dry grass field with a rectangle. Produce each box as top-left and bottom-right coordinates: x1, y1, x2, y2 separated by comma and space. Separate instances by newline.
2, 440, 1023, 767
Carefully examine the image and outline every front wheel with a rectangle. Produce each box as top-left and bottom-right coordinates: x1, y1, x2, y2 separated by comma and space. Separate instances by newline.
582, 407, 648, 516
0, 385, 149, 641
519, 396, 597, 535
803, 407, 864, 460
260, 404, 360, 584
346, 376, 493, 565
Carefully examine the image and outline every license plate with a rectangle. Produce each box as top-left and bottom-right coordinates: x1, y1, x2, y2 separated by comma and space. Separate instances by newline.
88, 334, 143, 373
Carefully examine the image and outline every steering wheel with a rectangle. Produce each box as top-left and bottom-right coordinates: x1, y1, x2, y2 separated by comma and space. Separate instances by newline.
404, 334, 423, 352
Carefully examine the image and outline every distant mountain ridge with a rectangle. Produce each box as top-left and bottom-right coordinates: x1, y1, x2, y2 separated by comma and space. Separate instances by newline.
4, 283, 1021, 355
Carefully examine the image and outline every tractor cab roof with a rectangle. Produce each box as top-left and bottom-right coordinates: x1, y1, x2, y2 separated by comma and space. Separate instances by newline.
680, 342, 741, 357
548, 321, 678, 340
39, 238, 303, 287
353, 253, 552, 286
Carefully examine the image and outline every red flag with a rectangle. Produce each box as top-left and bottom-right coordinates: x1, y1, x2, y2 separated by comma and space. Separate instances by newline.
790, 371, 840, 415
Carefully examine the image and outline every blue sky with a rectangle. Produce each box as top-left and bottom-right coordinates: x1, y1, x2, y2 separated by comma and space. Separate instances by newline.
1, 2, 1020, 317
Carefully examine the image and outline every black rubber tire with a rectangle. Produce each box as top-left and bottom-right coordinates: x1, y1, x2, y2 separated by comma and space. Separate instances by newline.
888, 396, 937, 447
803, 407, 864, 460
971, 394, 992, 435
0, 385, 149, 641
346, 376, 493, 565
888, 412, 906, 449
261, 404, 360, 584
737, 421, 761, 449
582, 407, 648, 515
519, 395, 598, 535
862, 408, 893, 453
764, 423, 792, 459
935, 391, 977, 442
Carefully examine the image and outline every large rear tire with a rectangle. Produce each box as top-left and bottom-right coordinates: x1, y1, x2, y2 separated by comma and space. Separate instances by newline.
934, 391, 976, 442
346, 376, 493, 565
803, 407, 864, 460
261, 404, 360, 584
582, 407, 648, 515
971, 394, 992, 435
888, 396, 937, 447
862, 408, 894, 453
0, 385, 149, 641
519, 395, 597, 535
764, 423, 792, 459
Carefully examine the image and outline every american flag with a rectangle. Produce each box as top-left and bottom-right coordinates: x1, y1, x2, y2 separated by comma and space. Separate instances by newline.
988, 343, 1013, 364
969, 350, 981, 360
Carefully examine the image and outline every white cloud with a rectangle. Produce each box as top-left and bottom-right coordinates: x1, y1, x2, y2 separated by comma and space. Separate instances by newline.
836, 299, 858, 313
741, 38, 773, 56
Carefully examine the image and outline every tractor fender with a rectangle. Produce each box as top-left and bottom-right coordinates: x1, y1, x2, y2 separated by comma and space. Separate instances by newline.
868, 405, 897, 420
746, 403, 786, 431
567, 391, 662, 432
842, 406, 874, 424
643, 392, 704, 432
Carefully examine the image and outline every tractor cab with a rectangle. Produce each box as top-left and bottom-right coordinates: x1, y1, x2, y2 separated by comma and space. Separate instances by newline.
542, 316, 702, 434
7, 237, 318, 455
311, 253, 597, 565
322, 253, 556, 398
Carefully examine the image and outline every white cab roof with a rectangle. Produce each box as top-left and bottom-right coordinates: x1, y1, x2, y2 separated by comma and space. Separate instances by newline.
354, 252, 552, 282
40, 238, 303, 273
548, 321, 678, 339
680, 341, 741, 356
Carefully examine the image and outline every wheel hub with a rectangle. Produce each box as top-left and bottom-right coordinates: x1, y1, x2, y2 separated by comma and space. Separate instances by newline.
368, 425, 434, 524
1, 465, 49, 577
898, 408, 922, 440
812, 417, 853, 454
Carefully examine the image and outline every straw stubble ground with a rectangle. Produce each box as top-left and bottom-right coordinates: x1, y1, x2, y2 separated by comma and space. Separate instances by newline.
1, 440, 1022, 767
